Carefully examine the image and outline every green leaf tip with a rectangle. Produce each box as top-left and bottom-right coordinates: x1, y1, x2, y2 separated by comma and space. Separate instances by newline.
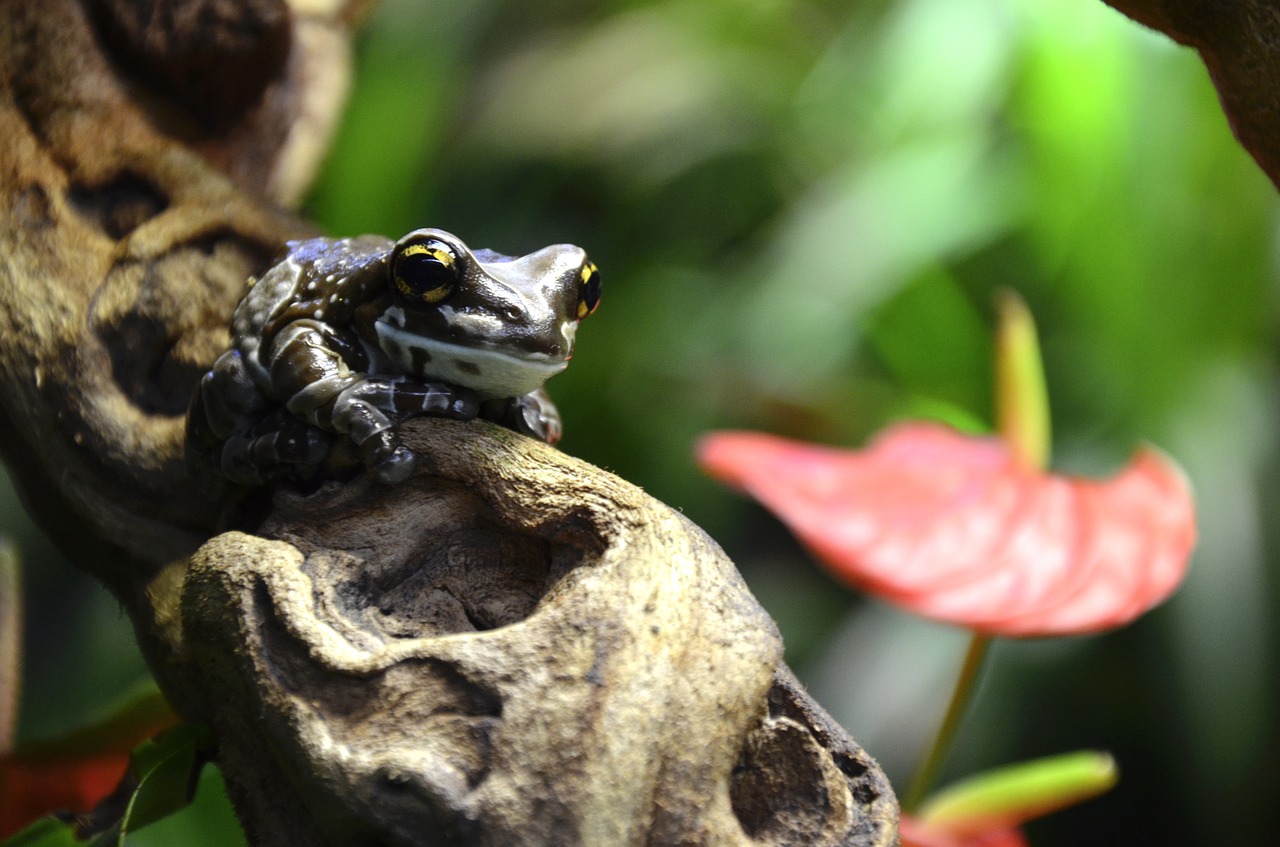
917, 750, 1118, 833
994, 289, 1051, 470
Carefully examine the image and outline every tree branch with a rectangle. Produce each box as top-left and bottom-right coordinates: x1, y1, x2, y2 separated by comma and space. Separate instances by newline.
174, 419, 897, 845
1101, 0, 1280, 190
0, 1, 897, 844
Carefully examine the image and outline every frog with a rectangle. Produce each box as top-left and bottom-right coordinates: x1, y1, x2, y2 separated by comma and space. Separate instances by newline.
185, 227, 601, 486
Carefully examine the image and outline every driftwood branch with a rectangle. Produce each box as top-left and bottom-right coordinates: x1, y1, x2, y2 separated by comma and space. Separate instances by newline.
176, 420, 897, 845
0, 1, 897, 843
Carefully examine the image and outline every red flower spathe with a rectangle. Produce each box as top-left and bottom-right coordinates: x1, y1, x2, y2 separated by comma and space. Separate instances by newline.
697, 422, 1195, 637
899, 815, 1027, 847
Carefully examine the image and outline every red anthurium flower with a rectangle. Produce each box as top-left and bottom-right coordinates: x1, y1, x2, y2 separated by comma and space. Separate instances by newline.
0, 754, 132, 837
696, 421, 1195, 637
899, 815, 1026, 847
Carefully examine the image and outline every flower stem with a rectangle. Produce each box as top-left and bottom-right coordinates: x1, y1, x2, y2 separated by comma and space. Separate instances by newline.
903, 292, 1044, 812
902, 632, 993, 813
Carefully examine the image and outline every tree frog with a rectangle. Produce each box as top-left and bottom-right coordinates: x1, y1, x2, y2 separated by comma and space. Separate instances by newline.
186, 228, 601, 485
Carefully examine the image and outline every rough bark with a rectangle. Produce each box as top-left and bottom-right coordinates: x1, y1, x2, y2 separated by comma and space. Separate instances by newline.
0, 1, 897, 844
1101, 0, 1280, 190
175, 420, 897, 846
0, 0, 340, 594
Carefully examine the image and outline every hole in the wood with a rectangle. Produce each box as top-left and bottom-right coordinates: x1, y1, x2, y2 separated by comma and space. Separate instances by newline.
98, 310, 199, 416
730, 716, 835, 844
94, 233, 271, 417
273, 483, 583, 643
68, 171, 168, 239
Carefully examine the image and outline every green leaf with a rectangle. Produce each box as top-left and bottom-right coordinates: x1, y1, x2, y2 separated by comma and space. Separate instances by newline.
115, 724, 212, 839
83, 823, 121, 847
0, 818, 81, 847
61, 721, 212, 847
917, 750, 1118, 833
1, 689, 190, 847
865, 266, 993, 420
124, 766, 248, 847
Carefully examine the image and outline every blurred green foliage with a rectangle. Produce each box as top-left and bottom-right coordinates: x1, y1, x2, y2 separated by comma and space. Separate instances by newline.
4, 0, 1277, 843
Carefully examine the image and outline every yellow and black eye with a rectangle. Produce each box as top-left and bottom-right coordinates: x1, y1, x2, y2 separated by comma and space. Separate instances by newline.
576, 260, 601, 320
393, 239, 459, 303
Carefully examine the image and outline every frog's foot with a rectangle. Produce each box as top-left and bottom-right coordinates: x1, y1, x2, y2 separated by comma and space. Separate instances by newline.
217, 412, 332, 485
483, 388, 562, 445
366, 443, 417, 485
186, 349, 270, 460
330, 378, 480, 484
382, 378, 480, 421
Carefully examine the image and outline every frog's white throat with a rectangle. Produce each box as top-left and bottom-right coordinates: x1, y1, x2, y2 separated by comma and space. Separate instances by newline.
374, 318, 568, 399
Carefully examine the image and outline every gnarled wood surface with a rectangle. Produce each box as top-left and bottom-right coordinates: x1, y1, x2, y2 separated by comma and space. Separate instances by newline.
0, 1, 898, 844
0, 0, 337, 594
178, 420, 897, 845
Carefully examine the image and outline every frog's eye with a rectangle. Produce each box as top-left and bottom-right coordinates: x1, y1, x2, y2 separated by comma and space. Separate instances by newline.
576, 260, 601, 320
393, 239, 460, 303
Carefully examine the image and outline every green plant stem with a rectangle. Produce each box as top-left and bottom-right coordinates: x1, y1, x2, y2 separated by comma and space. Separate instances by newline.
902, 632, 993, 813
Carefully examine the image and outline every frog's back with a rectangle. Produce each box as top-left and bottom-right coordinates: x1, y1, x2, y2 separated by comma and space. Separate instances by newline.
233, 235, 393, 385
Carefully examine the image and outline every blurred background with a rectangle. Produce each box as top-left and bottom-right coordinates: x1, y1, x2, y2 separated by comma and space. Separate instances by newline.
4, 0, 1277, 843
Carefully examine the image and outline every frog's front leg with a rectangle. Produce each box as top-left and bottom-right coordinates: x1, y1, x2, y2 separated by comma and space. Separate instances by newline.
268, 320, 478, 483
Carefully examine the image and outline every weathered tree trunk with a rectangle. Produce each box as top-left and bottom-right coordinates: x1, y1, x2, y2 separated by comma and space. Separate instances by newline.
0, 1, 898, 844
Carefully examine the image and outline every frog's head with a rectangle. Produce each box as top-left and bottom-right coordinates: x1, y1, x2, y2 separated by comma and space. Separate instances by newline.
373, 228, 600, 399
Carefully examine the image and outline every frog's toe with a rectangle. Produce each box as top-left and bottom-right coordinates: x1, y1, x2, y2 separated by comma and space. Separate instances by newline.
357, 429, 416, 483
265, 425, 330, 466
374, 446, 417, 484
516, 400, 562, 444
484, 389, 562, 444
447, 391, 480, 419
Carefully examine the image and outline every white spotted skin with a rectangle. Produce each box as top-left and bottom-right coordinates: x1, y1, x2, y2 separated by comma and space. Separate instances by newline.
231, 256, 301, 387
232, 234, 393, 391
190, 228, 597, 486
231, 231, 591, 405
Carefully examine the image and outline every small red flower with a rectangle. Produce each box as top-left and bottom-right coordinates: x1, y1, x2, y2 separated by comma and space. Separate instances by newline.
0, 691, 180, 838
697, 421, 1195, 636
899, 815, 1027, 847
0, 754, 131, 837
